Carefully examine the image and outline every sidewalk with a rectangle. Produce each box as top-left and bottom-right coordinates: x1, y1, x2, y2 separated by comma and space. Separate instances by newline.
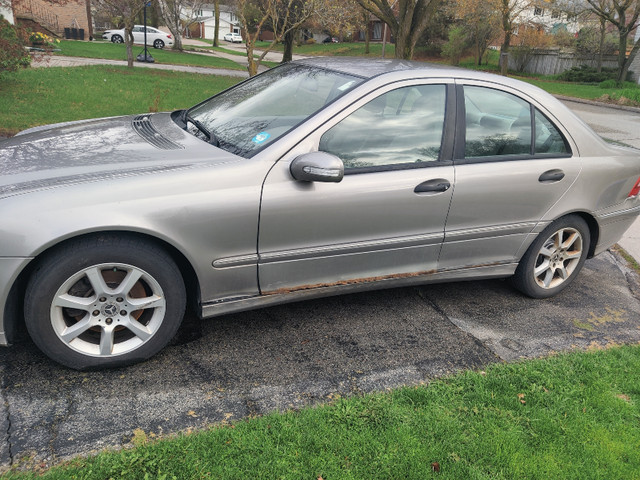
30, 54, 250, 78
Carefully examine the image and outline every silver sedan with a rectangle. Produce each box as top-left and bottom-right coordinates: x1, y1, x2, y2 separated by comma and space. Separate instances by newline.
1, 58, 639, 369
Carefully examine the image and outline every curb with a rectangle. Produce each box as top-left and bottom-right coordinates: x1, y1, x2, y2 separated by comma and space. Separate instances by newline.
554, 94, 640, 114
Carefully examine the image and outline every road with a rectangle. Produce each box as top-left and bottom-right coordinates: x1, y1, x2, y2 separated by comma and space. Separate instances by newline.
1, 94, 640, 472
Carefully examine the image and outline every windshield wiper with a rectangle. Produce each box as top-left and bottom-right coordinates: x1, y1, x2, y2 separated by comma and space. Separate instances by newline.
181, 109, 219, 146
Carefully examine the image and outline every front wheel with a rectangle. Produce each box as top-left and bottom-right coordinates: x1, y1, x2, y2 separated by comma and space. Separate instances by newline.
24, 236, 186, 369
512, 215, 590, 298
153, 39, 164, 49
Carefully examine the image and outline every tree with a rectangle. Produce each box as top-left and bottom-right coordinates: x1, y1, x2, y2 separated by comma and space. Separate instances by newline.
95, 0, 146, 67
213, 0, 220, 46
585, 0, 640, 82
157, 0, 206, 50
355, 0, 442, 59
236, 0, 317, 76
496, 0, 532, 75
0, 15, 30, 76
451, 0, 501, 65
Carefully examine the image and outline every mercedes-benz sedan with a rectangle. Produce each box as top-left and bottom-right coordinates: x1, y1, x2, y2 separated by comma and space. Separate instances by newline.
1, 58, 639, 369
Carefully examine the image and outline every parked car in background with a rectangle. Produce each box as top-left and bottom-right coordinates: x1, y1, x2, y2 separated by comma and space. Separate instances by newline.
1, 58, 639, 370
102, 25, 173, 49
223, 32, 243, 43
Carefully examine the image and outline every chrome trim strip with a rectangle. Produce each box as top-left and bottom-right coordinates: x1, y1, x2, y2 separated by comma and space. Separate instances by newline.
444, 222, 537, 242
212, 254, 259, 268
597, 203, 640, 220
259, 233, 444, 263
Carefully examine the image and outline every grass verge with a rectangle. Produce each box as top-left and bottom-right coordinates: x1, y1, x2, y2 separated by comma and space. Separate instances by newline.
0, 66, 241, 136
3, 345, 640, 479
53, 40, 244, 70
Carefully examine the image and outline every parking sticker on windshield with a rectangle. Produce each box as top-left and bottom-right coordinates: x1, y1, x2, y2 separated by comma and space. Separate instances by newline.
252, 132, 271, 144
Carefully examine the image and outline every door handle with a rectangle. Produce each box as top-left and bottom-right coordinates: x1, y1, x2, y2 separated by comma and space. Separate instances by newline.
538, 169, 565, 183
414, 179, 451, 194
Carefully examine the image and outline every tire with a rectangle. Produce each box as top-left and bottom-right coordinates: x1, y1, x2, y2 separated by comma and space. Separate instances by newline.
512, 215, 590, 298
153, 39, 164, 49
111, 34, 123, 44
24, 235, 186, 370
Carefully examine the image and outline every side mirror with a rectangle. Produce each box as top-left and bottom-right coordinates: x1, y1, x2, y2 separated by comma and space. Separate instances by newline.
290, 152, 344, 183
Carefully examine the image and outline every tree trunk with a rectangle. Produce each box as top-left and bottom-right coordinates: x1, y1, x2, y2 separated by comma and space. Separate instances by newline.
282, 28, 295, 63
597, 17, 606, 73
246, 41, 258, 76
617, 30, 628, 83
173, 33, 183, 50
213, 0, 220, 47
500, 31, 511, 76
125, 26, 134, 68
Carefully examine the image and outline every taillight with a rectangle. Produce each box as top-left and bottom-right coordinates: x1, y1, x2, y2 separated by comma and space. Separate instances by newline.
629, 176, 640, 197
167, 34, 172, 39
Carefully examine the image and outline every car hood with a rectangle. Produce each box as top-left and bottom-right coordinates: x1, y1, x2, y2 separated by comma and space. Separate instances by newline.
0, 113, 239, 198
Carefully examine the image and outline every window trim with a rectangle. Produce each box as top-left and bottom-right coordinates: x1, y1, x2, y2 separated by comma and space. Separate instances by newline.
453, 83, 573, 164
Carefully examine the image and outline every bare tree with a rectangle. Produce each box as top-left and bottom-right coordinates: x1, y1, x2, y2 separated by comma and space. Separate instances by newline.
157, 0, 207, 50
213, 0, 220, 46
494, 0, 532, 75
236, 0, 317, 76
95, 0, 146, 67
355, 0, 441, 59
585, 0, 640, 82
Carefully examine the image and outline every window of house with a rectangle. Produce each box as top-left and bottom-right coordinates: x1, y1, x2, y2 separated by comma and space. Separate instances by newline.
372, 22, 383, 40
551, 10, 561, 18
319, 84, 447, 170
534, 6, 544, 15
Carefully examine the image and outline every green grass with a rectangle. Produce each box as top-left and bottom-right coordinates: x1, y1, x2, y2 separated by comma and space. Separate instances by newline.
54, 40, 244, 70
255, 40, 396, 57
4, 345, 640, 479
0, 66, 241, 135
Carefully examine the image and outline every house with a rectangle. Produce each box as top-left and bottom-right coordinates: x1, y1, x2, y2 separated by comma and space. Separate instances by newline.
185, 3, 241, 40
1, 1, 14, 23
11, 0, 93, 38
521, 1, 582, 34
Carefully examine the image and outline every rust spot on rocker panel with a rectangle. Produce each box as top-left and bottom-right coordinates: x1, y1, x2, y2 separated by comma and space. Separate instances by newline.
263, 270, 438, 296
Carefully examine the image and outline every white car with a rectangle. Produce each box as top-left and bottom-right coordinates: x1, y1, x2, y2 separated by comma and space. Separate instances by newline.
223, 32, 243, 43
102, 25, 174, 49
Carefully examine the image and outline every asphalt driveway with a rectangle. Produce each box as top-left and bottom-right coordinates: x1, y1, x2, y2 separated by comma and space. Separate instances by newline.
1, 251, 639, 470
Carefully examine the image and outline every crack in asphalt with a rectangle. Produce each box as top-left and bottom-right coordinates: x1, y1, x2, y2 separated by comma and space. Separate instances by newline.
414, 287, 503, 362
1, 374, 14, 467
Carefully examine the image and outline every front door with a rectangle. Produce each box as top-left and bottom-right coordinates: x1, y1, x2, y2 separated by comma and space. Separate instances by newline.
258, 82, 456, 294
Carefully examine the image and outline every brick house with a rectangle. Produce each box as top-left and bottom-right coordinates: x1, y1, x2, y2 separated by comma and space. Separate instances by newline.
12, 0, 93, 39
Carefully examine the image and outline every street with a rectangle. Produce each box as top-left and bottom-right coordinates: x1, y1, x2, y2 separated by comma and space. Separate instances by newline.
1, 93, 640, 472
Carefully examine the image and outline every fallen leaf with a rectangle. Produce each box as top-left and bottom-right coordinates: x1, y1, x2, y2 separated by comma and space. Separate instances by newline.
431, 461, 441, 472
187, 410, 198, 418
517, 393, 526, 404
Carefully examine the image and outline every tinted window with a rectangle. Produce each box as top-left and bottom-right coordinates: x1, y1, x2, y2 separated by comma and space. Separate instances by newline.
319, 84, 446, 169
464, 86, 532, 158
535, 109, 570, 154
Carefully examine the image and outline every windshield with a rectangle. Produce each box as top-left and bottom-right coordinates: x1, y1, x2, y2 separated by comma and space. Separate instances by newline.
187, 63, 363, 158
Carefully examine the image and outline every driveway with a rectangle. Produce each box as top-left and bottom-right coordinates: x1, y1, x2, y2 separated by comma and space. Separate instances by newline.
2, 94, 640, 472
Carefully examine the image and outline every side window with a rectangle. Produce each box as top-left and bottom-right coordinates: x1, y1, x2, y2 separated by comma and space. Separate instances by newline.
535, 109, 570, 154
319, 84, 447, 170
464, 86, 532, 158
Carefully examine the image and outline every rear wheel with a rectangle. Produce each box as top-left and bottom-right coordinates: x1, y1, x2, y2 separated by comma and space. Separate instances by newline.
512, 215, 590, 298
111, 34, 123, 44
24, 236, 186, 369
153, 39, 164, 49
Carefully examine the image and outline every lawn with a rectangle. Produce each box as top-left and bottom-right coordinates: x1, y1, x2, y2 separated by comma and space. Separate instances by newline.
0, 66, 241, 136
3, 345, 640, 479
255, 40, 397, 57
53, 39, 245, 71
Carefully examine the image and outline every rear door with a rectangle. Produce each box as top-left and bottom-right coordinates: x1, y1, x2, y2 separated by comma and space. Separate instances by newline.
439, 81, 582, 270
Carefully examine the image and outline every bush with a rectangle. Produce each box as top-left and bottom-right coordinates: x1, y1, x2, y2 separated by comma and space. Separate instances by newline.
556, 65, 618, 83
305, 38, 315, 45
0, 15, 30, 74
599, 79, 618, 89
